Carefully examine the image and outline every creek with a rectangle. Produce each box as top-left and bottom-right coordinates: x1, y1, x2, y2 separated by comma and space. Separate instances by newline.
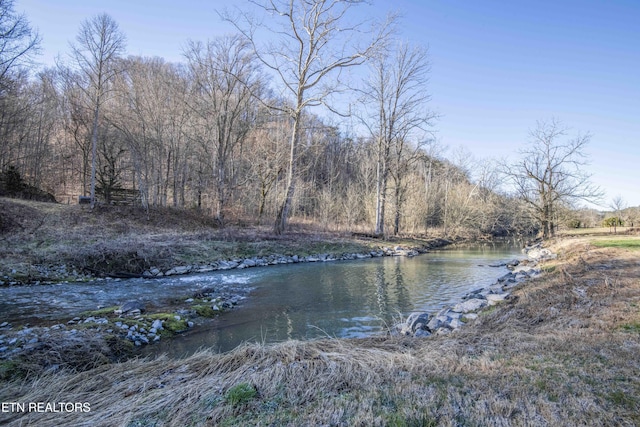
0, 243, 521, 358
146, 242, 521, 357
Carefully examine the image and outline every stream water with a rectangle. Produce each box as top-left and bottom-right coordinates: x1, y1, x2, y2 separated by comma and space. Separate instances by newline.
0, 243, 522, 358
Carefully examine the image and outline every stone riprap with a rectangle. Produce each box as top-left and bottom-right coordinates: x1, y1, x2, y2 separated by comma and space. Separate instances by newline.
144, 245, 428, 279
397, 242, 551, 337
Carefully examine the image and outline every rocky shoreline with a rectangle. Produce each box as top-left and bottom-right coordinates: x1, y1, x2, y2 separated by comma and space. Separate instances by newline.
0, 242, 447, 372
396, 242, 557, 337
0, 241, 447, 286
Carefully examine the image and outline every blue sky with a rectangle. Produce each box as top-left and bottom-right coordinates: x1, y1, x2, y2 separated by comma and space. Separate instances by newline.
17, 0, 640, 208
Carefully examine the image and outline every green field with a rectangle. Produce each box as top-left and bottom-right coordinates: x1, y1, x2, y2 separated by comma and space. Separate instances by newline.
590, 236, 640, 250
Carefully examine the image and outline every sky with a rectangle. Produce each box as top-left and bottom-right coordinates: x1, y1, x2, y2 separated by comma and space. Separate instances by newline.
16, 0, 640, 209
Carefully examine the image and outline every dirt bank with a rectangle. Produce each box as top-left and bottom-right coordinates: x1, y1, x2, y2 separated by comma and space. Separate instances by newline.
1, 237, 639, 426
0, 197, 453, 285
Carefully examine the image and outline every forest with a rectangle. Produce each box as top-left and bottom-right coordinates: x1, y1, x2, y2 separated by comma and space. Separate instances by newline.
0, 0, 628, 238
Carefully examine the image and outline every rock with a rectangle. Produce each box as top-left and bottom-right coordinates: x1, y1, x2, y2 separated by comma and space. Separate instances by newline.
414, 329, 431, 338
452, 298, 488, 314
527, 247, 557, 261
406, 312, 431, 332
486, 293, 509, 305
238, 259, 257, 268
463, 289, 486, 300
152, 319, 164, 330
449, 318, 464, 329
497, 272, 515, 283
426, 316, 445, 331
120, 301, 146, 314
165, 266, 191, 276
218, 261, 239, 270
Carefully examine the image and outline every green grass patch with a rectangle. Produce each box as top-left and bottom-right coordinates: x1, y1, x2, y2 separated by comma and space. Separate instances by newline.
145, 313, 189, 335
0, 360, 26, 380
79, 305, 120, 318
607, 390, 639, 411
591, 237, 640, 250
225, 383, 258, 407
194, 304, 220, 318
621, 322, 640, 333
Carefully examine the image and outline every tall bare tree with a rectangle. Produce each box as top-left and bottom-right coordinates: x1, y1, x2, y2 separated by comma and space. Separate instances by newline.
504, 119, 602, 238
359, 41, 434, 235
68, 13, 126, 208
227, 0, 392, 234
184, 35, 261, 224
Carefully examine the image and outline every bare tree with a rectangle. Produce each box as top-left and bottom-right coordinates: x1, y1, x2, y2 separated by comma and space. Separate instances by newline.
0, 0, 40, 92
68, 13, 126, 208
504, 119, 602, 238
359, 41, 434, 235
184, 35, 261, 224
226, 0, 392, 234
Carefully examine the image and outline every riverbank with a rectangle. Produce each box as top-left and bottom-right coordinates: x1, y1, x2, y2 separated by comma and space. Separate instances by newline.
0, 197, 458, 370
2, 235, 639, 425
0, 197, 455, 285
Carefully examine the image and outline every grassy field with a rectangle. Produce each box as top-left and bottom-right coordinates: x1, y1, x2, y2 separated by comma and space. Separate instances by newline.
1, 235, 639, 426
590, 236, 640, 250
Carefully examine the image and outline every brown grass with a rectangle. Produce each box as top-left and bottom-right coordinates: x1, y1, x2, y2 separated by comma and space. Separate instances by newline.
1, 239, 640, 426
0, 198, 448, 281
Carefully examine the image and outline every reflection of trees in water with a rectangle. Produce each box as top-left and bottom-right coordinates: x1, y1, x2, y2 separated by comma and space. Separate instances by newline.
373, 260, 412, 327
374, 265, 390, 325
393, 261, 412, 314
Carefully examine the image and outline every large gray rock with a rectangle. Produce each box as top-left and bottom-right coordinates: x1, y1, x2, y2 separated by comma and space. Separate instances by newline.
406, 312, 431, 332
527, 247, 557, 261
485, 293, 509, 305
451, 298, 487, 314
426, 316, 445, 331
120, 301, 146, 314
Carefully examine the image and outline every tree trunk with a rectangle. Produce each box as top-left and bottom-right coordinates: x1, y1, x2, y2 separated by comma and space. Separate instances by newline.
274, 112, 301, 235
89, 104, 99, 209
375, 145, 388, 236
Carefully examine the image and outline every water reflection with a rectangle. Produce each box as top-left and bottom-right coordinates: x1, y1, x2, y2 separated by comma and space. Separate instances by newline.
147, 244, 520, 357
0, 243, 522, 358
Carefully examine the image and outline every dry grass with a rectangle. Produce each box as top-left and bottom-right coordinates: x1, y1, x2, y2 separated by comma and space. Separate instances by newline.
1, 198, 410, 279
2, 239, 640, 426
